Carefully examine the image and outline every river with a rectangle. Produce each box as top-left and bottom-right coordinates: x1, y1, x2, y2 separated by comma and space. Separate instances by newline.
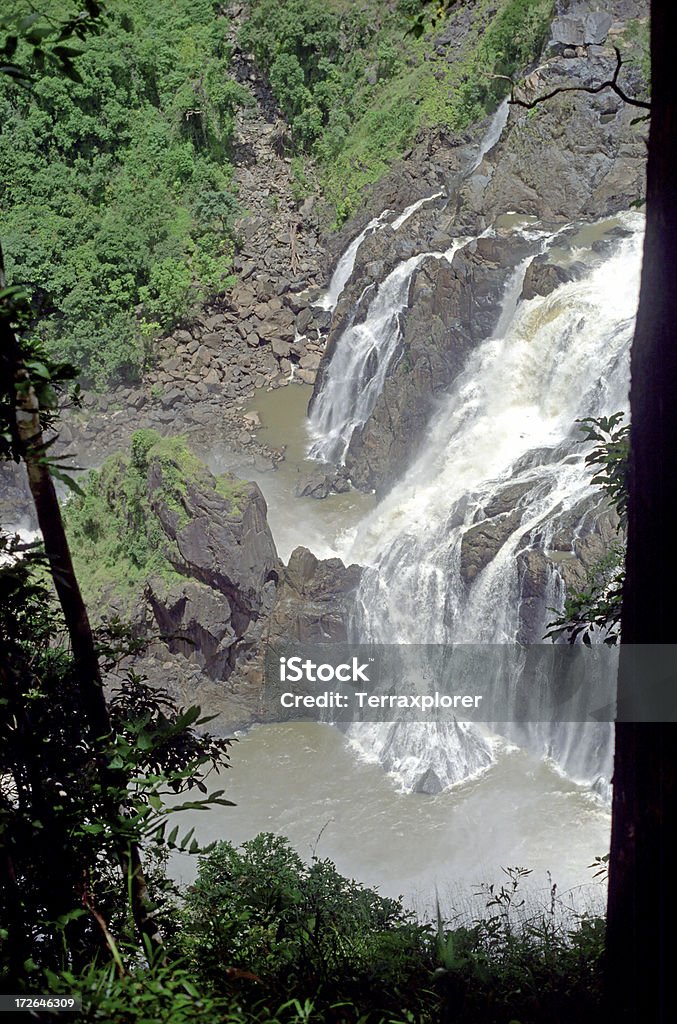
171, 721, 609, 918
170, 89, 644, 910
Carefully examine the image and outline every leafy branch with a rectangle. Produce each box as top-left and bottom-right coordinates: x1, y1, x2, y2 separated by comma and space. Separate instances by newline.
0, 2, 103, 84
545, 414, 629, 646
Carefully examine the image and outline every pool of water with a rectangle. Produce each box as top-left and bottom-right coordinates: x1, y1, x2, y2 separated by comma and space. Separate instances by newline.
170, 721, 610, 918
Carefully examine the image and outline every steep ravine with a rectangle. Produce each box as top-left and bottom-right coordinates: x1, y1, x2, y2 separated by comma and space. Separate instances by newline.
300, 1, 647, 795
1, 2, 648, 808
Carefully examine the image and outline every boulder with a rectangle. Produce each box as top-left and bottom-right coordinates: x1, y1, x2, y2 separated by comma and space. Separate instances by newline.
145, 577, 237, 678
300, 351, 321, 371
294, 463, 350, 499
268, 546, 362, 644
147, 459, 280, 627
271, 338, 291, 358
258, 308, 296, 343
551, 12, 612, 47
460, 510, 523, 585
521, 256, 579, 300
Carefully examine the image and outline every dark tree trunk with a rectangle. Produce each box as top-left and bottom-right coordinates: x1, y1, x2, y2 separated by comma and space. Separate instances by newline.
607, 6, 677, 1021
1, 247, 163, 962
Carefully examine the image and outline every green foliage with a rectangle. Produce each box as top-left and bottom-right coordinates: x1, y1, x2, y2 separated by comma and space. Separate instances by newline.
0, 1, 243, 387
0, 530, 233, 984
64, 430, 244, 604
616, 17, 650, 88
181, 833, 430, 1019
170, 837, 607, 1023
577, 413, 629, 530
431, 906, 605, 1024
240, 0, 553, 224
0, 2, 103, 85
447, 0, 554, 126
0, 282, 82, 468
46, 958, 229, 1024
546, 542, 624, 646
546, 414, 629, 645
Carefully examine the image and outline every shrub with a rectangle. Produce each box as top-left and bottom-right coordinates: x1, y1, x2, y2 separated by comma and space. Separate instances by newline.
181, 833, 432, 1019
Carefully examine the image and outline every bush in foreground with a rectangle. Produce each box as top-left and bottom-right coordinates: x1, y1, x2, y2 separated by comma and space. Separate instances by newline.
29, 835, 607, 1023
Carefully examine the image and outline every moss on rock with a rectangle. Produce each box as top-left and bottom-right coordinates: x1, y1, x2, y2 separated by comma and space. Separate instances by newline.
64, 430, 252, 608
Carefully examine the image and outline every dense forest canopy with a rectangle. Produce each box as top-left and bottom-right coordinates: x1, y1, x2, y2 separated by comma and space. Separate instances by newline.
0, 0, 243, 386
0, 0, 556, 388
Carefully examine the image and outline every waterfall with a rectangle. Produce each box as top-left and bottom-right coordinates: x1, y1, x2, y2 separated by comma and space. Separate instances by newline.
390, 191, 444, 230
308, 239, 470, 463
339, 216, 642, 794
316, 211, 392, 312
470, 97, 510, 171
315, 98, 510, 314
315, 195, 445, 314
309, 100, 515, 461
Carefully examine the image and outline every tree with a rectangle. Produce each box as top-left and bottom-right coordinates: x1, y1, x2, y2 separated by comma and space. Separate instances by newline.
0, 18, 234, 988
606, 6, 677, 1022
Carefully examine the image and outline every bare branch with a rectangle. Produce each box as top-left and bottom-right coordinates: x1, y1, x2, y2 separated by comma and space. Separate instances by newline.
509, 48, 650, 112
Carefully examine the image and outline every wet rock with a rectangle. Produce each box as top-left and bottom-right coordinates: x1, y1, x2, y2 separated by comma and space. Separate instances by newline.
338, 234, 532, 494
148, 459, 280, 616
516, 496, 620, 642
268, 546, 362, 643
521, 256, 579, 300
484, 481, 537, 518
294, 464, 337, 499
516, 548, 553, 641
460, 510, 523, 585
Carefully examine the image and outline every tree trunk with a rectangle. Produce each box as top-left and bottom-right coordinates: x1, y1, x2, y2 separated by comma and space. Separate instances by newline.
607, 7, 677, 1021
1, 250, 163, 962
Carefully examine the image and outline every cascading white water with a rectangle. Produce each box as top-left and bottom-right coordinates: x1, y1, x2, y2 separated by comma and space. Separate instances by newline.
470, 97, 510, 171
315, 194, 446, 314
309, 100, 515, 462
316, 211, 392, 312
308, 239, 470, 463
338, 217, 642, 794
315, 98, 510, 315
390, 191, 444, 230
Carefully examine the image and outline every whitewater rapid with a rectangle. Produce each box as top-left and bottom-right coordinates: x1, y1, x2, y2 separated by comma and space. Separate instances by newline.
316, 216, 642, 795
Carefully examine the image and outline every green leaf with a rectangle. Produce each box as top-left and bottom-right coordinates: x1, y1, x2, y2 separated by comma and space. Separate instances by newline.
49, 468, 85, 497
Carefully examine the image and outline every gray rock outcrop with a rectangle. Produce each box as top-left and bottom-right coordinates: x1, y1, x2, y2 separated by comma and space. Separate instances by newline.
333, 233, 533, 493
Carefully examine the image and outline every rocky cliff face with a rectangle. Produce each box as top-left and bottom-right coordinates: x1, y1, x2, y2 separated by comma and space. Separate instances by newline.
460, 50, 646, 226
94, 441, 360, 731
310, 2, 647, 498
343, 233, 534, 491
